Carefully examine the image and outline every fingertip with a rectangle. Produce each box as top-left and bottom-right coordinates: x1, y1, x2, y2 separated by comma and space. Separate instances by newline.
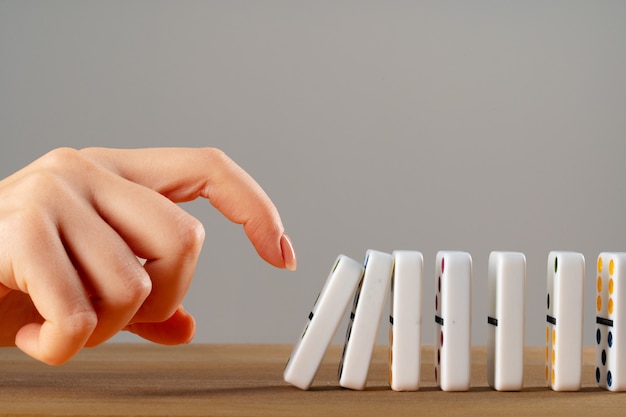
280, 234, 297, 271
251, 230, 297, 271
14, 323, 41, 359
15, 323, 75, 366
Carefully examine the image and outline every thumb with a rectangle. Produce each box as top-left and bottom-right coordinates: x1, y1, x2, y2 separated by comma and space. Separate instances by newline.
125, 306, 195, 345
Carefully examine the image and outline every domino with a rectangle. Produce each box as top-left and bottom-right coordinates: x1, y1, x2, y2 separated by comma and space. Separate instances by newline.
388, 250, 423, 391
595, 252, 626, 391
545, 251, 584, 391
487, 251, 526, 391
283, 255, 364, 390
338, 249, 394, 390
434, 250, 472, 391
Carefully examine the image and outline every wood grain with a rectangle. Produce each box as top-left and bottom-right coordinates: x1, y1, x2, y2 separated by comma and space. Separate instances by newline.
0, 344, 624, 416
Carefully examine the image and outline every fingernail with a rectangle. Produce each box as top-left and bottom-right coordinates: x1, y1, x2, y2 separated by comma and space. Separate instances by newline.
280, 233, 297, 271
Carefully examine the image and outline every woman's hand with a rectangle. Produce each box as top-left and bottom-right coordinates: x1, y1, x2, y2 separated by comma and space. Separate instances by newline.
0, 147, 296, 365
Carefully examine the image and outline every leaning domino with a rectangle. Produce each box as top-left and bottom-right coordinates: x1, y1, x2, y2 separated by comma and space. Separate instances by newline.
284, 255, 364, 390
595, 252, 626, 391
545, 251, 584, 391
487, 251, 526, 391
389, 250, 423, 391
434, 251, 472, 391
339, 249, 394, 390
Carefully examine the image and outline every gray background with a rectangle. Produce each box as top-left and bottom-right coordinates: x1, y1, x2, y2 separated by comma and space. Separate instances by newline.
1, 1, 625, 348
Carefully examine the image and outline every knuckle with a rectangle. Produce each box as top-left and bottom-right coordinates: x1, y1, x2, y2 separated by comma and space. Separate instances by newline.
200, 147, 228, 164
38, 147, 99, 179
1, 172, 69, 240
198, 147, 237, 181
64, 308, 98, 339
2, 201, 56, 256
174, 212, 205, 257
38, 147, 82, 170
19, 169, 68, 199
119, 264, 153, 307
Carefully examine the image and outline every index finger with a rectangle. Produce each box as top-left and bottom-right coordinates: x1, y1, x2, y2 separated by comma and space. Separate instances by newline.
79, 147, 296, 271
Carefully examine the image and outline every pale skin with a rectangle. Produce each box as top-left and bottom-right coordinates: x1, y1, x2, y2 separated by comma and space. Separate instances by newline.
0, 147, 297, 366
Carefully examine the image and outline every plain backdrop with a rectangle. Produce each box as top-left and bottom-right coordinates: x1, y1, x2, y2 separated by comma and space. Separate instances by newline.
1, 1, 626, 348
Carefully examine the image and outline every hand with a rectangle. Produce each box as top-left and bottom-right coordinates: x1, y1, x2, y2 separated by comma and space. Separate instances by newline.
0, 147, 296, 365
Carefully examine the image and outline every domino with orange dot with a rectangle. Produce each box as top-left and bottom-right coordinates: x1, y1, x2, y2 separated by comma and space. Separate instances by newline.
545, 251, 584, 391
486, 251, 526, 391
388, 250, 423, 392
434, 251, 472, 391
595, 252, 626, 391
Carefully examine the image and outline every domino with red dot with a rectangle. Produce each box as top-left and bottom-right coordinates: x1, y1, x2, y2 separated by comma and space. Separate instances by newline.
434, 251, 472, 391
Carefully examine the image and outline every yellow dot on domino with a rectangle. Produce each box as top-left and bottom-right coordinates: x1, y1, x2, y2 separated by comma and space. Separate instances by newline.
552, 369, 556, 385
597, 275, 603, 293
545, 345, 549, 362
609, 278, 614, 295
598, 256, 603, 273
610, 258, 615, 276
552, 329, 556, 346
609, 298, 614, 315
597, 295, 602, 312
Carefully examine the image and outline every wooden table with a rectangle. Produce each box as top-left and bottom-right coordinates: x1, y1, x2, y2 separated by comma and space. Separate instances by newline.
0, 344, 624, 416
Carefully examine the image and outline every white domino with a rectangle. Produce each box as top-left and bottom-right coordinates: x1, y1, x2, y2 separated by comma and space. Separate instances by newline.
389, 250, 423, 391
487, 251, 526, 391
545, 251, 584, 391
283, 255, 364, 390
595, 252, 626, 391
434, 251, 472, 391
338, 249, 394, 390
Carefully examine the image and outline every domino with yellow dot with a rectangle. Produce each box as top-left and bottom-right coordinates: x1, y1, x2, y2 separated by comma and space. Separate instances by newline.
595, 252, 626, 391
545, 251, 584, 391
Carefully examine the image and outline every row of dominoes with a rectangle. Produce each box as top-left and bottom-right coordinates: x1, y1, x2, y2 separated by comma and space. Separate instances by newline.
283, 249, 626, 392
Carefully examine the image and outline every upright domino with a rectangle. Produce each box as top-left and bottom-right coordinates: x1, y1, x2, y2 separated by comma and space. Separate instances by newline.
284, 255, 364, 390
434, 251, 472, 391
338, 249, 394, 390
545, 251, 584, 391
595, 252, 626, 391
487, 251, 526, 391
388, 250, 423, 391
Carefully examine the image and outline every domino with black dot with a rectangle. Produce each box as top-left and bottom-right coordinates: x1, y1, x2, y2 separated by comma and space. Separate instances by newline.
595, 252, 626, 391
545, 251, 584, 391
388, 250, 423, 391
487, 251, 526, 391
284, 255, 364, 390
434, 250, 472, 391
338, 249, 394, 390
